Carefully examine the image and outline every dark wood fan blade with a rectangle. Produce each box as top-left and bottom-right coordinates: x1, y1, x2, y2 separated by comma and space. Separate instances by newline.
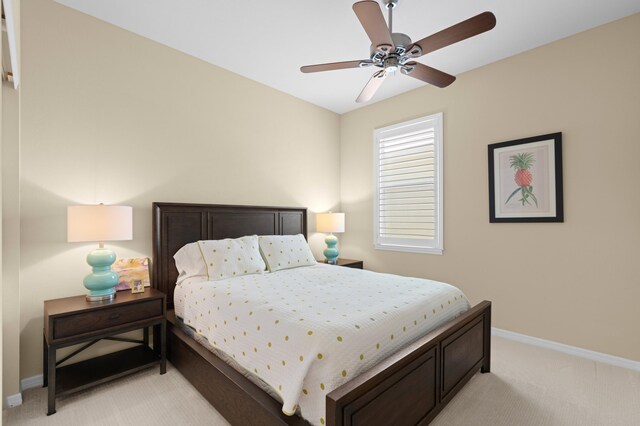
413, 12, 496, 56
300, 60, 367, 73
353, 1, 394, 50
403, 62, 455, 88
356, 70, 387, 103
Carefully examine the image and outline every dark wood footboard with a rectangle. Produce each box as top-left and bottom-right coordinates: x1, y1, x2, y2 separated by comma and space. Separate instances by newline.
326, 301, 491, 426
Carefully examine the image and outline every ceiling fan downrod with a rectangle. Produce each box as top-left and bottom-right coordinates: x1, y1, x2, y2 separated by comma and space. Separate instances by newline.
385, 0, 397, 33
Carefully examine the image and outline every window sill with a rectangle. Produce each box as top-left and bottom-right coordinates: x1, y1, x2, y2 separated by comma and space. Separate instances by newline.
374, 244, 443, 255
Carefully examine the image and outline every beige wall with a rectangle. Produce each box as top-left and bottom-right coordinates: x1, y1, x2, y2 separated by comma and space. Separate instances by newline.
3, 81, 20, 401
1, 20, 4, 405
18, 0, 340, 379
340, 13, 640, 361
3, 0, 21, 404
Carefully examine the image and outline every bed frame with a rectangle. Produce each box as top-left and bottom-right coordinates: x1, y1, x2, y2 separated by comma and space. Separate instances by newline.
152, 202, 491, 425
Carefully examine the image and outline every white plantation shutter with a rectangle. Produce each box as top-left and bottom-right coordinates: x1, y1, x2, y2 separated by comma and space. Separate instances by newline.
373, 113, 443, 254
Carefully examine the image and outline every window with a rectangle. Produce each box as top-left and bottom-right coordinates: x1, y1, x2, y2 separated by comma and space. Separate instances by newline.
373, 113, 443, 254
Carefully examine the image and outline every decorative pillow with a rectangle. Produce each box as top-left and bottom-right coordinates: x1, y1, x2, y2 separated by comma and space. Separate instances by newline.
258, 234, 316, 272
174, 242, 207, 285
197, 235, 266, 281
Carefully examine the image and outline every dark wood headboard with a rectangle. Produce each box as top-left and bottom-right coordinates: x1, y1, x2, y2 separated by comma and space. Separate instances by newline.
152, 202, 307, 308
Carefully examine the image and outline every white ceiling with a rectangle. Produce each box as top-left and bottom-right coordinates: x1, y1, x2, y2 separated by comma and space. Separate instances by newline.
54, 0, 640, 114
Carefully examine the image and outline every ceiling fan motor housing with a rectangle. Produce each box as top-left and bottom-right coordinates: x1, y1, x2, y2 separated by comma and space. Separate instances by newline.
370, 32, 421, 69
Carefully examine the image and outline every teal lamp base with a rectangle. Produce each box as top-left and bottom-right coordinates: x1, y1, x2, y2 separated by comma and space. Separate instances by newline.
83, 246, 119, 302
323, 233, 339, 264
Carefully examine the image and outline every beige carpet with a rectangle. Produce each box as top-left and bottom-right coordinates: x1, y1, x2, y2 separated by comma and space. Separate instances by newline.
4, 336, 640, 425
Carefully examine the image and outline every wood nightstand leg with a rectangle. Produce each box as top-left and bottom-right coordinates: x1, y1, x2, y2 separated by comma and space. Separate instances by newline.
47, 344, 56, 415
160, 319, 167, 374
43, 333, 48, 387
153, 325, 159, 355
143, 326, 149, 347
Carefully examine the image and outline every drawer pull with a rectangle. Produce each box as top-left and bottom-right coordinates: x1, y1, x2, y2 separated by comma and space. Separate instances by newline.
109, 313, 121, 320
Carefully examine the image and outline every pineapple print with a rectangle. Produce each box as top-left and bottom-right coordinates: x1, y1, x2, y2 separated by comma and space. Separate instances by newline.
505, 152, 538, 206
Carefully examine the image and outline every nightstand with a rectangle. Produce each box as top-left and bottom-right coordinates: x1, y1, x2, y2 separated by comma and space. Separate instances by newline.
321, 258, 363, 269
43, 288, 166, 415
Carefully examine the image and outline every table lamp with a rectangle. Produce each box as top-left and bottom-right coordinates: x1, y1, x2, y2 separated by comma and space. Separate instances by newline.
316, 212, 345, 264
67, 204, 133, 302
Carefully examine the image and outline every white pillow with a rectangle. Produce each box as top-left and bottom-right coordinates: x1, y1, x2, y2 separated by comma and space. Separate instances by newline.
258, 234, 316, 272
197, 235, 266, 281
174, 242, 207, 285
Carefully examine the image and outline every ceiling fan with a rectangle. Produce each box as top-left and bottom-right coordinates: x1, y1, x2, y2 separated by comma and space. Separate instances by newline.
300, 0, 496, 103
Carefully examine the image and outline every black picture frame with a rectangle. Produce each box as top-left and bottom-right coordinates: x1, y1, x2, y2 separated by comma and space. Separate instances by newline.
488, 132, 563, 223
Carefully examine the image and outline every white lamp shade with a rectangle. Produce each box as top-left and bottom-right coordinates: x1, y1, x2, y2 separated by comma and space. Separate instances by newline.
67, 205, 133, 242
316, 212, 345, 233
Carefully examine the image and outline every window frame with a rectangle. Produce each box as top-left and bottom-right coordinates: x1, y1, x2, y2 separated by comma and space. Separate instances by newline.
372, 112, 444, 255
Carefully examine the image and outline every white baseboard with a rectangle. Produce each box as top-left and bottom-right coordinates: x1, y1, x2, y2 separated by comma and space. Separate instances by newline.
21, 374, 43, 391
492, 327, 640, 372
4, 374, 43, 408
5, 393, 22, 408
4, 374, 44, 408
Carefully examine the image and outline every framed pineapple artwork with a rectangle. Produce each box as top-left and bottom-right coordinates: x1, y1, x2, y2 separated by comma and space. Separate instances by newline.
488, 132, 563, 223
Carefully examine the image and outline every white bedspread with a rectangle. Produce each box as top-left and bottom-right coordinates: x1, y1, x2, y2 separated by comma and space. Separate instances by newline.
175, 264, 469, 426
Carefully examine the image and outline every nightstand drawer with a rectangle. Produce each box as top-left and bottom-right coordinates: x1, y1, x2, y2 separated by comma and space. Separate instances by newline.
53, 298, 163, 340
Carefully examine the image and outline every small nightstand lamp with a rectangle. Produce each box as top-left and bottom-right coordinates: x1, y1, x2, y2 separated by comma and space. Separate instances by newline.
67, 204, 133, 302
316, 212, 345, 264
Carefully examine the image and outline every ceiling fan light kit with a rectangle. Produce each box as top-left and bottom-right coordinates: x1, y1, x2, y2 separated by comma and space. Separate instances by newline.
301, 0, 496, 103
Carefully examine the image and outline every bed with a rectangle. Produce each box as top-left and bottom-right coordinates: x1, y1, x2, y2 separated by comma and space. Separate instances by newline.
152, 202, 491, 425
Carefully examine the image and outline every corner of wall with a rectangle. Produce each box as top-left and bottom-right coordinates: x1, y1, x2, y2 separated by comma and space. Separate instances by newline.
2, 79, 21, 403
